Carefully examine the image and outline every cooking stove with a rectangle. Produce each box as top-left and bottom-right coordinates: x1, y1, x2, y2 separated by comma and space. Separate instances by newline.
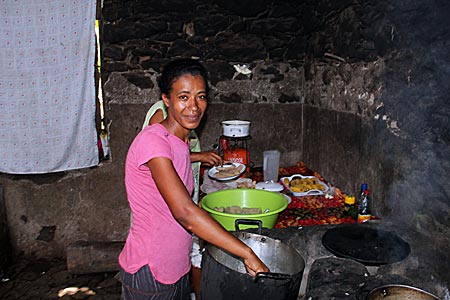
243, 224, 446, 300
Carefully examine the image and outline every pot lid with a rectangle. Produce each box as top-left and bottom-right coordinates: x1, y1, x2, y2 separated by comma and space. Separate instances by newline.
222, 120, 251, 126
321, 225, 411, 266
255, 181, 284, 192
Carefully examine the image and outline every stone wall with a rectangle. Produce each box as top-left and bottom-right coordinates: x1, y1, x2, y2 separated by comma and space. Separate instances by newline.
0, 186, 11, 278
0, 0, 449, 286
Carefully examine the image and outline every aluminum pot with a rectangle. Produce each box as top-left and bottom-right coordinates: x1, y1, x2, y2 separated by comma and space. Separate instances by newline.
367, 285, 441, 300
200, 220, 305, 300
222, 120, 250, 137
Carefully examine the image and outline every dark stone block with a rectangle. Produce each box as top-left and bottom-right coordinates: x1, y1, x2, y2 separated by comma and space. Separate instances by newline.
322, 68, 335, 85
233, 73, 251, 81
263, 37, 286, 51
102, 1, 133, 21
123, 72, 154, 89
213, 0, 268, 17
260, 66, 278, 76
103, 45, 126, 61
279, 93, 300, 103
269, 3, 299, 18
134, 20, 168, 39
186, 35, 205, 45
268, 48, 285, 60
103, 61, 132, 72
141, 59, 170, 72
250, 18, 301, 35
154, 33, 181, 42
285, 36, 307, 60
219, 92, 242, 103
36, 226, 56, 242
338, 63, 352, 84
194, 18, 219, 37
195, 15, 235, 37
166, 39, 204, 58
260, 66, 284, 83
104, 19, 168, 43
270, 73, 284, 83
131, 47, 162, 58
229, 20, 247, 34
302, 12, 320, 34
167, 20, 184, 33
215, 35, 266, 61
154, 0, 194, 13
102, 20, 139, 43
204, 61, 235, 85
130, 55, 139, 65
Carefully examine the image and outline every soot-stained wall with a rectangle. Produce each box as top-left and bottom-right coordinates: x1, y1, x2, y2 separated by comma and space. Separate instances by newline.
0, 0, 449, 286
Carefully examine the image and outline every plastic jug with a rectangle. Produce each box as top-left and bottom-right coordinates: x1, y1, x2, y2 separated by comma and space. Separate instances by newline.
263, 150, 280, 182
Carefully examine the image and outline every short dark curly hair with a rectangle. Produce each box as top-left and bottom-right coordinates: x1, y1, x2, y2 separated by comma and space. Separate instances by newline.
158, 58, 209, 97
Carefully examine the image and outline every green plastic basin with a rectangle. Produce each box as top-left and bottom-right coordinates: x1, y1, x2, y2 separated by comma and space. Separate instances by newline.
201, 188, 288, 230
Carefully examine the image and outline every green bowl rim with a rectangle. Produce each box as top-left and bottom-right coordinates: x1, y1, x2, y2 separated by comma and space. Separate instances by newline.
201, 189, 288, 217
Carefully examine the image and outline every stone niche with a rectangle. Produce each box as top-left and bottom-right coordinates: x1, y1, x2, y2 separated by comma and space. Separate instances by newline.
105, 0, 450, 287
0, 0, 449, 290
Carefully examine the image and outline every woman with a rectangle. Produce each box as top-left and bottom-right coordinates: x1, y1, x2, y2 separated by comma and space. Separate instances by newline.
118, 58, 269, 300
142, 100, 221, 298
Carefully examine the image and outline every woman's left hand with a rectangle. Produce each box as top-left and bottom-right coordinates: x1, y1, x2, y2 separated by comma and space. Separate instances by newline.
191, 150, 222, 166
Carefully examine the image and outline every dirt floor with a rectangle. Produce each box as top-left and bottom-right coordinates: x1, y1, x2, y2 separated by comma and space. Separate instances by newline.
0, 257, 121, 300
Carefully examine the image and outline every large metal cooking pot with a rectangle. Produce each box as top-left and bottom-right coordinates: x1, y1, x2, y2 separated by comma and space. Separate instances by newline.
367, 284, 441, 300
200, 220, 305, 300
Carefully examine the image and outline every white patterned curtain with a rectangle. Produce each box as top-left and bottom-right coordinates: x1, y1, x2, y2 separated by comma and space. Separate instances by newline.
0, 0, 99, 174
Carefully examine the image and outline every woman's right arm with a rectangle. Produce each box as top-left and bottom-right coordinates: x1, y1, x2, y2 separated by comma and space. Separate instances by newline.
147, 157, 269, 276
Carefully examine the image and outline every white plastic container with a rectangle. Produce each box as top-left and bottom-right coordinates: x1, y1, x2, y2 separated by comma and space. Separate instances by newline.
263, 150, 280, 182
221, 120, 251, 137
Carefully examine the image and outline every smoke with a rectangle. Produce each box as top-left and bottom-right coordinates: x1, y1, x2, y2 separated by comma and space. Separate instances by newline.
369, 2, 450, 288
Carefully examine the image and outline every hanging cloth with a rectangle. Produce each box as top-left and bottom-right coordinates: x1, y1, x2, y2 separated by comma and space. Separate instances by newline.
0, 0, 99, 174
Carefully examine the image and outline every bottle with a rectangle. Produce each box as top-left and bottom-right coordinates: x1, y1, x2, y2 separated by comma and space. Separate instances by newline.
359, 183, 368, 199
356, 182, 368, 218
357, 189, 372, 223
344, 195, 357, 221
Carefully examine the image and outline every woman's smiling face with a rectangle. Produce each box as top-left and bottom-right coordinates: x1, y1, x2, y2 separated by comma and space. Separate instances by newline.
162, 74, 207, 132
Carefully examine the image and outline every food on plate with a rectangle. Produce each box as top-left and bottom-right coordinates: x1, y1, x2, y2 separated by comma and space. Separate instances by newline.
235, 178, 256, 189
214, 164, 244, 178
213, 206, 263, 214
284, 176, 326, 193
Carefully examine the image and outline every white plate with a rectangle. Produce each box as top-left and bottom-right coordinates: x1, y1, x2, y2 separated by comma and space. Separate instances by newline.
208, 163, 246, 181
255, 181, 284, 192
280, 174, 329, 197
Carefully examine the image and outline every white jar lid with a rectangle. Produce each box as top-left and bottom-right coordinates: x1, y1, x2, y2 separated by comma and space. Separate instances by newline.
255, 181, 284, 192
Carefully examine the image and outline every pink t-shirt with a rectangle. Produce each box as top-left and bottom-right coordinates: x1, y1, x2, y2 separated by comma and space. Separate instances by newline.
118, 124, 194, 284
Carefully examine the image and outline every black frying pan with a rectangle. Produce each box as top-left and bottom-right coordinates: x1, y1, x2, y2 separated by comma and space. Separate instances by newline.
321, 225, 410, 265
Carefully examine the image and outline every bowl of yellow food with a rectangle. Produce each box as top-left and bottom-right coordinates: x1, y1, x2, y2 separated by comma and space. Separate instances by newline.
281, 174, 329, 197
